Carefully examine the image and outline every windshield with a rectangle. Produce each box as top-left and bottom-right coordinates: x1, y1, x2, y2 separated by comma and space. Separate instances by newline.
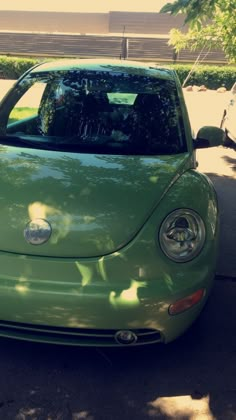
1, 68, 187, 155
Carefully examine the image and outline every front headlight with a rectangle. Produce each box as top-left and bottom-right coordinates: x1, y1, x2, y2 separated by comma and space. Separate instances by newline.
159, 209, 205, 262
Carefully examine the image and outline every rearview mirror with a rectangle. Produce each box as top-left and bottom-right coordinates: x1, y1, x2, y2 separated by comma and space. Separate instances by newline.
194, 126, 225, 149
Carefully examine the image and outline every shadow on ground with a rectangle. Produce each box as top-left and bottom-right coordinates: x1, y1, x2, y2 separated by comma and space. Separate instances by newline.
197, 145, 236, 278
0, 279, 236, 419
222, 154, 236, 172
206, 172, 236, 278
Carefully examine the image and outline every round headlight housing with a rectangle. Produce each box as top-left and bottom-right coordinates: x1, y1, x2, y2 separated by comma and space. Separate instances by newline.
159, 209, 205, 262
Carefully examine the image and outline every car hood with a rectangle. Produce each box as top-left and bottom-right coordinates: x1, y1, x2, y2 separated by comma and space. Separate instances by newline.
0, 146, 192, 257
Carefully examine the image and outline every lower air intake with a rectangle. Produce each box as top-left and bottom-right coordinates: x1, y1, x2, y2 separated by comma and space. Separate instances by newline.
0, 320, 162, 346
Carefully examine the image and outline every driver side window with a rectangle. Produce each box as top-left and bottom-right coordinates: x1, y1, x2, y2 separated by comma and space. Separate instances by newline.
7, 82, 47, 135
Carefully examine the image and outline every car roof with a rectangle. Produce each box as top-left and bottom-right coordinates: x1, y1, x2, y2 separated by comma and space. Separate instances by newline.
31, 59, 175, 81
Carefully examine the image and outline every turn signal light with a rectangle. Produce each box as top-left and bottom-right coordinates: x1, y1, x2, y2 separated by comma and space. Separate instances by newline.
169, 289, 205, 316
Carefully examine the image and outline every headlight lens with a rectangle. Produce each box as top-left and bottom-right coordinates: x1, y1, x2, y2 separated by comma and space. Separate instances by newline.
159, 209, 205, 262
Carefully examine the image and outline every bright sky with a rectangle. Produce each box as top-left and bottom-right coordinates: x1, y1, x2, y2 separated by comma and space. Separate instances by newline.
0, 0, 171, 13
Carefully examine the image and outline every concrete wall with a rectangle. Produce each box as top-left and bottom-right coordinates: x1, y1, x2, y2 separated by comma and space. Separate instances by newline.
0, 11, 109, 34
0, 10, 186, 35
109, 11, 187, 34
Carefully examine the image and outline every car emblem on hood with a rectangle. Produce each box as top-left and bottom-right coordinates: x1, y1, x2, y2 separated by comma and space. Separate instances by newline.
24, 218, 52, 245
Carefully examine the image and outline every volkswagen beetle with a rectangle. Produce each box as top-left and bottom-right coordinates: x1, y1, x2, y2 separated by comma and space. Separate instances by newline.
0, 59, 224, 346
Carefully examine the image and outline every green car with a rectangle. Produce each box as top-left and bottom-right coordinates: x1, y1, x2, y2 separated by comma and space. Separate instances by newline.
0, 59, 224, 346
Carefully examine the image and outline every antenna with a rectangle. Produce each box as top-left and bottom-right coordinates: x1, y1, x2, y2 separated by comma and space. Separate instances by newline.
120, 25, 128, 60
182, 45, 210, 87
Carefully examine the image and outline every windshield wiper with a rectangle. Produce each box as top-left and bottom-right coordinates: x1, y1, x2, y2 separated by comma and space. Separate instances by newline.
0, 135, 56, 150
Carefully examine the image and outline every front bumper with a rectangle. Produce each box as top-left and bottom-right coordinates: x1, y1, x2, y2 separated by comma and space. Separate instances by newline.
0, 247, 215, 346
0, 320, 163, 346
0, 169, 219, 346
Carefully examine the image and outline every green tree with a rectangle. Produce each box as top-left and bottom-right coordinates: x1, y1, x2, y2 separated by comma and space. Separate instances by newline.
161, 0, 236, 63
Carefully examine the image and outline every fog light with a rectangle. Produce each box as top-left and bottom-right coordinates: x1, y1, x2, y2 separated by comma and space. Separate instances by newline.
115, 330, 137, 345
169, 289, 205, 316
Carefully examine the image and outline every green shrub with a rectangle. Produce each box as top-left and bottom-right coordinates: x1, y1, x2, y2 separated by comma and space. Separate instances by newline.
0, 56, 41, 79
170, 64, 236, 90
0, 56, 235, 90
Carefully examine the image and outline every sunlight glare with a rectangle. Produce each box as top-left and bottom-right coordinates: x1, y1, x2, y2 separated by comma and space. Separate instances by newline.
109, 279, 147, 308
148, 395, 215, 419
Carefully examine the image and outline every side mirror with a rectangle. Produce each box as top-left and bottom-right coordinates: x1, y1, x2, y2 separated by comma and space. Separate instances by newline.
194, 126, 225, 149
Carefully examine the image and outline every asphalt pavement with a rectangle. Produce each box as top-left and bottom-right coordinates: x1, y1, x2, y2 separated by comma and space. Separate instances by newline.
0, 278, 235, 419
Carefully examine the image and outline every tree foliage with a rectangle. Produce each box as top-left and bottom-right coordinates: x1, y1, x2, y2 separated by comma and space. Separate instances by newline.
161, 0, 236, 63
